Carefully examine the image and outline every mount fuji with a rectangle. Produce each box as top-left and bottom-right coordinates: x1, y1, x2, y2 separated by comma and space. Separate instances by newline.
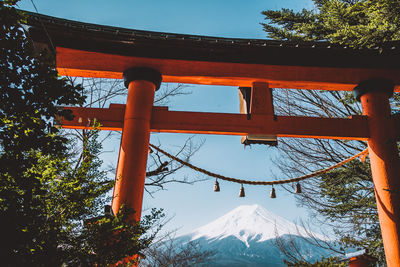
174, 204, 335, 266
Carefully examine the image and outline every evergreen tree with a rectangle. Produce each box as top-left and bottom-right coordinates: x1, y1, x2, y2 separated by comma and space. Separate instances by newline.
262, 0, 400, 265
0, 1, 163, 265
262, 0, 400, 48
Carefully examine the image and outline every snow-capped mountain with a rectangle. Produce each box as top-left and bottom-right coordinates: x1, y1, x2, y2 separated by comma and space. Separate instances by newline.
175, 204, 335, 266
189, 204, 327, 246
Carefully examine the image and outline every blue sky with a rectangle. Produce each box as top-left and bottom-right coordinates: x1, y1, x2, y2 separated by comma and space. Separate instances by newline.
18, 0, 318, 235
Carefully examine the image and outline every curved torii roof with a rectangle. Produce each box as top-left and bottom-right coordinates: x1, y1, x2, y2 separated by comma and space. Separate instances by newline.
25, 11, 400, 91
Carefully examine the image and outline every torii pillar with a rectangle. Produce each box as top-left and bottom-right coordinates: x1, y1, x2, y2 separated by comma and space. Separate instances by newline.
354, 79, 400, 267
111, 67, 162, 221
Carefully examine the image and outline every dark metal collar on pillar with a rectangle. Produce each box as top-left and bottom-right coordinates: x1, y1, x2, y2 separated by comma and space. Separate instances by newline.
123, 67, 162, 90
353, 78, 394, 101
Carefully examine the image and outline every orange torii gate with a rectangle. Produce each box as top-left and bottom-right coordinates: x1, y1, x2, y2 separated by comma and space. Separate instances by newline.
26, 12, 400, 266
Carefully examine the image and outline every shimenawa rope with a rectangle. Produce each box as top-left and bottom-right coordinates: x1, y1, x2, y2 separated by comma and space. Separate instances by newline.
149, 143, 368, 186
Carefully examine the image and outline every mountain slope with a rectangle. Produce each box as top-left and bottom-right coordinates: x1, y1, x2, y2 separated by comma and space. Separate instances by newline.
175, 204, 334, 266
188, 204, 326, 246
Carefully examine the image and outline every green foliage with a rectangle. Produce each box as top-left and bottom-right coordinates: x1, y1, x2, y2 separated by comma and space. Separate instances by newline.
0, 2, 163, 266
285, 256, 347, 266
262, 0, 400, 48
72, 207, 164, 266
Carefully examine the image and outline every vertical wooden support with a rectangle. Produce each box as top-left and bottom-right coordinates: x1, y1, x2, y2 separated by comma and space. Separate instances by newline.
238, 82, 277, 146
239, 82, 274, 117
250, 82, 274, 115
111, 67, 162, 222
354, 79, 400, 267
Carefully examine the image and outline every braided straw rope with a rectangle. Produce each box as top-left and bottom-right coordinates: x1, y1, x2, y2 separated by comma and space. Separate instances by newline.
149, 144, 369, 186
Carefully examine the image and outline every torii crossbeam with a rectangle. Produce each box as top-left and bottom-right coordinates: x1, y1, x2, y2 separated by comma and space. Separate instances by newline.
26, 11, 400, 266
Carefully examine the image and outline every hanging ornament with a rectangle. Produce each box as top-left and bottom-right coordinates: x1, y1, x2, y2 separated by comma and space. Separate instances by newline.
214, 179, 220, 192
295, 182, 302, 194
239, 184, 245, 197
270, 186, 276, 198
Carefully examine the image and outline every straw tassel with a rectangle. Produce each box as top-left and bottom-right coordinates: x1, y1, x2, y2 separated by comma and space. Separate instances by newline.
270, 186, 276, 198
214, 179, 220, 192
295, 182, 302, 194
239, 184, 245, 197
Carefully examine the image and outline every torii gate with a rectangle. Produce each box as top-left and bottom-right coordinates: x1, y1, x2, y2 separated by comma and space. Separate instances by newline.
26, 12, 400, 266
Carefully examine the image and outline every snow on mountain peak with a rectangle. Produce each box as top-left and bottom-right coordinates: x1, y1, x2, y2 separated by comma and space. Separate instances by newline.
188, 204, 326, 246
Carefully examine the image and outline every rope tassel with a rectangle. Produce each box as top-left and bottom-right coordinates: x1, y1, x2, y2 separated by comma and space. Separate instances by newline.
239, 184, 245, 197
295, 182, 302, 194
214, 179, 220, 192
270, 186, 276, 198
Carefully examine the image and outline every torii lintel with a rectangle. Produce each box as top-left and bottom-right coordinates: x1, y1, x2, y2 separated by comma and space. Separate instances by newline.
26, 11, 400, 90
